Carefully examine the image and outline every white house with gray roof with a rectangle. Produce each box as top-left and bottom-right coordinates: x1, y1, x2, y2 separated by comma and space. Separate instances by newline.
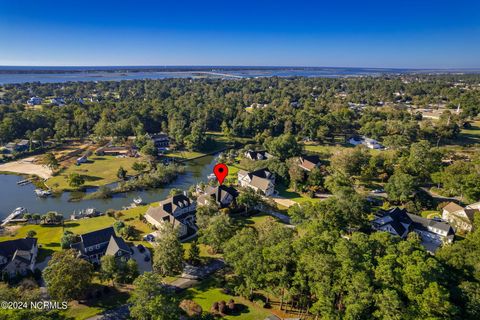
238, 168, 275, 196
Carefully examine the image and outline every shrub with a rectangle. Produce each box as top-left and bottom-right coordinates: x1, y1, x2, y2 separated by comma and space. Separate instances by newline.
179, 299, 203, 317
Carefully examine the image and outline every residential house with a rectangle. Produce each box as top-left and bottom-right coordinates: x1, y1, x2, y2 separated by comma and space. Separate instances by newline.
144, 193, 196, 237
348, 136, 383, 150
244, 150, 273, 161
147, 133, 170, 149
2, 140, 29, 154
372, 207, 455, 251
442, 202, 479, 233
0, 238, 38, 277
238, 168, 276, 196
197, 185, 238, 208
27, 97, 42, 106
298, 155, 322, 171
71, 227, 131, 264
50, 97, 65, 106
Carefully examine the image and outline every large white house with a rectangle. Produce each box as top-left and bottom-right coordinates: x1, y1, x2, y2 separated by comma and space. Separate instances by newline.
238, 168, 275, 196
442, 202, 479, 233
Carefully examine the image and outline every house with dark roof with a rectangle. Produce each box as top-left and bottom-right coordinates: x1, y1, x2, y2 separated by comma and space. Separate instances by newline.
147, 132, 170, 149
197, 185, 238, 208
442, 202, 479, 233
298, 155, 322, 171
144, 194, 195, 237
244, 150, 273, 161
0, 238, 38, 276
71, 227, 131, 264
373, 207, 455, 251
238, 168, 275, 196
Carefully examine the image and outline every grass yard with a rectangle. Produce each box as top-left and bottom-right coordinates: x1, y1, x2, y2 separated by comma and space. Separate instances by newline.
277, 183, 322, 204
46, 155, 142, 191
421, 210, 441, 219
181, 276, 272, 320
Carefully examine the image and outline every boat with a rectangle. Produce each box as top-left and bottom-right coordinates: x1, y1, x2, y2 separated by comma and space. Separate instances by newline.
1, 207, 27, 226
133, 197, 143, 205
34, 189, 52, 197
207, 173, 216, 180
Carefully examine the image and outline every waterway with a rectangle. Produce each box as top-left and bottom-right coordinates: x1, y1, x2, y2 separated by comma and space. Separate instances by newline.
0, 155, 218, 219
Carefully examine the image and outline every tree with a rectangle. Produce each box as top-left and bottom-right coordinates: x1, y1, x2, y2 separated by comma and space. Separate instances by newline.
237, 188, 262, 215
264, 133, 303, 161
119, 224, 135, 240
100, 255, 121, 286
41, 152, 59, 170
60, 230, 78, 249
68, 173, 85, 189
187, 240, 201, 266
113, 220, 125, 233
117, 166, 127, 180
153, 225, 184, 276
26, 230, 36, 238
199, 214, 235, 254
129, 272, 181, 320
132, 161, 147, 173
385, 172, 416, 203
141, 140, 157, 157
32, 214, 41, 224
43, 249, 93, 301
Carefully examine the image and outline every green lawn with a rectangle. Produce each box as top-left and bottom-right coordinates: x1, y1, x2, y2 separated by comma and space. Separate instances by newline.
181, 276, 271, 320
277, 183, 322, 204
421, 210, 441, 219
46, 155, 142, 191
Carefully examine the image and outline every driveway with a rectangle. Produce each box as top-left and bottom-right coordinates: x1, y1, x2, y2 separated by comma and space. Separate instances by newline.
130, 246, 152, 274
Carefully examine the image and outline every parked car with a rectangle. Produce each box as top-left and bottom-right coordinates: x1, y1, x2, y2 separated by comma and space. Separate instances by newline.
137, 244, 146, 253
143, 234, 154, 242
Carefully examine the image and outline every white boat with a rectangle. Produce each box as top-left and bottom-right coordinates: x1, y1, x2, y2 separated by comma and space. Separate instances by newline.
133, 197, 143, 205
34, 189, 52, 197
207, 173, 216, 180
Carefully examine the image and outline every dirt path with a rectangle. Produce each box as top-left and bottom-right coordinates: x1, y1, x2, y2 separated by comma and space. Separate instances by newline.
0, 156, 52, 179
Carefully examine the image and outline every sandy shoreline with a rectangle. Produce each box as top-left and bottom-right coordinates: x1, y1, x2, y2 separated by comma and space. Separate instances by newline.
0, 157, 52, 179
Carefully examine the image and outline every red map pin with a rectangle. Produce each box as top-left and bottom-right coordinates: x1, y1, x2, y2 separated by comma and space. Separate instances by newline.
213, 163, 228, 185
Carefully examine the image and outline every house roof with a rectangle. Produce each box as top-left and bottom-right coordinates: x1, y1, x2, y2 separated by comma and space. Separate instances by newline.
0, 238, 37, 259
145, 206, 183, 226
373, 208, 412, 237
250, 168, 274, 180
408, 213, 455, 235
299, 155, 321, 170
105, 235, 130, 256
443, 202, 464, 213
205, 185, 238, 202
160, 194, 193, 214
245, 150, 271, 160
250, 176, 273, 191
80, 227, 116, 247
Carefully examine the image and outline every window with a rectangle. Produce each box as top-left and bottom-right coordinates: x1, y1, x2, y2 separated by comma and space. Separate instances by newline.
96, 245, 100, 249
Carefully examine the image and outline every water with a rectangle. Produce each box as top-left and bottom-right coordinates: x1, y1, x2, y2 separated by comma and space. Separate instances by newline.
0, 155, 217, 218
0, 66, 423, 85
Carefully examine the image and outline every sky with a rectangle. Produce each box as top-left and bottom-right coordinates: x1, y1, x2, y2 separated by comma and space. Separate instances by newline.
0, 0, 479, 68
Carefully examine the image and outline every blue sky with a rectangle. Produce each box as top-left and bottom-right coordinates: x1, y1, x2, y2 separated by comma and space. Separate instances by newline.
0, 0, 479, 68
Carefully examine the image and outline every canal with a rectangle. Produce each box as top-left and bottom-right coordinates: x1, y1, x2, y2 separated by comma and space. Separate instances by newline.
0, 155, 218, 219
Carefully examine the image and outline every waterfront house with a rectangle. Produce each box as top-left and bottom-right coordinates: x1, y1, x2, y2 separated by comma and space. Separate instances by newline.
147, 132, 170, 149
71, 227, 131, 264
372, 207, 455, 252
238, 168, 275, 196
197, 185, 238, 208
244, 150, 273, 161
0, 238, 38, 277
144, 193, 196, 237
442, 202, 479, 233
